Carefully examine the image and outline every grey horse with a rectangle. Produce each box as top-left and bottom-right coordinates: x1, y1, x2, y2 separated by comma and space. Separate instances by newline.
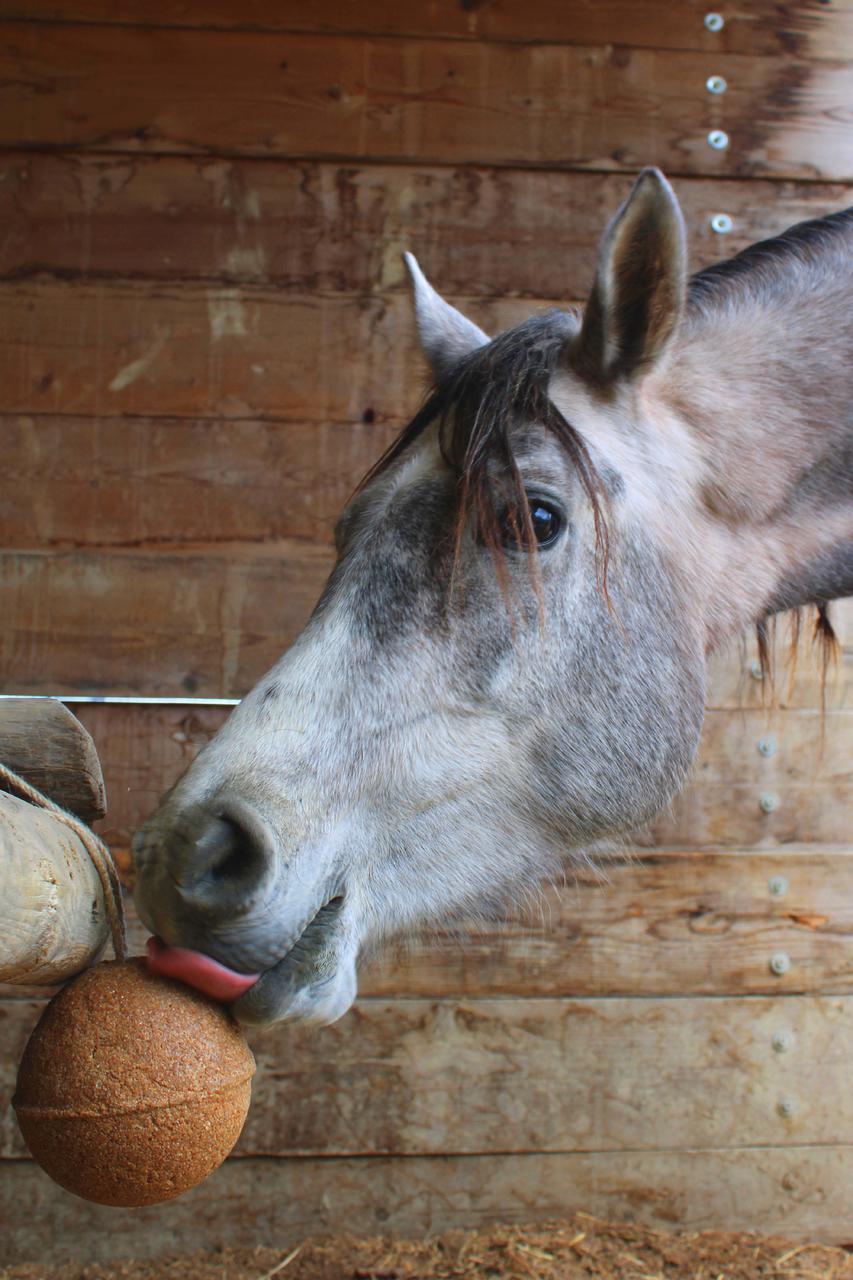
134, 169, 853, 1025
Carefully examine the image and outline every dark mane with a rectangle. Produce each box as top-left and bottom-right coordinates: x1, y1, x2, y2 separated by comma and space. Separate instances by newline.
360, 310, 609, 583
689, 207, 853, 308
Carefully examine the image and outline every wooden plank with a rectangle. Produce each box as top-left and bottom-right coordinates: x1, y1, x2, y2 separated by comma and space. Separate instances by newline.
68, 703, 230, 861
4, 994, 853, 1160
3, 153, 851, 296
12, 690, 851, 995
3, 0, 851, 61
4, 841, 853, 1002
684, 708, 852, 782
8, 839, 853, 1004
647, 782, 853, 847
0, 415, 400, 551
4, 421, 850, 712
64, 694, 853, 851
3, 1146, 853, 1261
0, 791, 110, 986
0, 547, 333, 698
0, 280, 537, 423
0, 696, 105, 819
2, 25, 852, 180
705, 598, 853, 709
3, 540, 852, 721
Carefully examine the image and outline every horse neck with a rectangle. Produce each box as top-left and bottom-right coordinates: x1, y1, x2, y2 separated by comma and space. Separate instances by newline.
659, 250, 853, 650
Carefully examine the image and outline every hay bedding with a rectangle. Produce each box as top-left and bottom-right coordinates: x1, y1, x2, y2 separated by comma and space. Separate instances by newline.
3, 1216, 852, 1280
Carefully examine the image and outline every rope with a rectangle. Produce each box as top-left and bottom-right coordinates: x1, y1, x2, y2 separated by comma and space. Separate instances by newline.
0, 762, 128, 963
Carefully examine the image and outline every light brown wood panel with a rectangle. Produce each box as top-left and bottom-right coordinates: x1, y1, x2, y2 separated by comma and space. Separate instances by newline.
2, 995, 852, 1160
0, 414, 400, 550
4, 540, 852, 721
705, 599, 853, 710
5, 423, 851, 701
647, 782, 853, 847
0, 547, 333, 697
72, 703, 230, 856
3, 0, 851, 61
687, 708, 851, 782
2, 25, 852, 180
3, 842, 852, 1002
71, 693, 853, 849
370, 848, 853, 997
3, 153, 851, 296
3, 1145, 853, 1262
1, 280, 536, 423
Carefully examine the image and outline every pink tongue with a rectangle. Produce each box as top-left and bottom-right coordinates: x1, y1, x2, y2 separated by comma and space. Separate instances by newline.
146, 936, 260, 1002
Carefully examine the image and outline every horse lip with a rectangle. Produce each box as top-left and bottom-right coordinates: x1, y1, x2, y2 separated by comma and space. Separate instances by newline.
265, 892, 346, 973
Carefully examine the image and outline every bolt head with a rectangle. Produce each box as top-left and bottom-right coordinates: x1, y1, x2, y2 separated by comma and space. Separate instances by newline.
710, 212, 733, 233
758, 735, 777, 757
749, 658, 765, 680
760, 793, 779, 814
770, 952, 791, 976
777, 1097, 796, 1119
772, 1030, 793, 1053
706, 74, 728, 94
704, 11, 725, 31
707, 129, 730, 151
768, 875, 788, 898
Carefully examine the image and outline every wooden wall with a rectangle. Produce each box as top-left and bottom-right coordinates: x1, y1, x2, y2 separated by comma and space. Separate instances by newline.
1, 0, 852, 1263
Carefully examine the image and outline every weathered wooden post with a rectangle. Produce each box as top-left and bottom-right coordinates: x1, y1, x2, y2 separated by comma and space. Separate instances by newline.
0, 699, 112, 985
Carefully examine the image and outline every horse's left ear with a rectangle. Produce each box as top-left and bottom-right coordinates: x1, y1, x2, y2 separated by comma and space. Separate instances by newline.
404, 252, 490, 380
575, 168, 687, 383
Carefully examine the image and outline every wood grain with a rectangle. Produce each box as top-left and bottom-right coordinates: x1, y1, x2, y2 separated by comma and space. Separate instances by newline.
705, 601, 852, 709
0, 546, 333, 697
3, 1145, 853, 1262
648, 783, 853, 847
3, 528, 851, 716
0, 696, 105, 819
5, 841, 853, 1004
9, 686, 850, 995
3, 153, 851, 297
0, 791, 109, 985
3, 0, 851, 61
0, 414, 399, 551
3, 994, 853, 1159
2, 25, 852, 180
1, 280, 536, 423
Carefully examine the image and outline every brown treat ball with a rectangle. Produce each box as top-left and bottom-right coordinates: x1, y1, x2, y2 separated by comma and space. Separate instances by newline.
13, 958, 255, 1207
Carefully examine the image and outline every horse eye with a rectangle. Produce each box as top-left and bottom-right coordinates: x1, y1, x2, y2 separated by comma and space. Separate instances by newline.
501, 499, 562, 550
530, 502, 561, 546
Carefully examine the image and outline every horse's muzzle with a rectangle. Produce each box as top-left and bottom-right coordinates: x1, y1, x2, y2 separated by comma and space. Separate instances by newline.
132, 796, 359, 1024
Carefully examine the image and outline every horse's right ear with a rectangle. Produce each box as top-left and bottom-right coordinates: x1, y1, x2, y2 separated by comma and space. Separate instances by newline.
575, 169, 687, 384
404, 252, 490, 380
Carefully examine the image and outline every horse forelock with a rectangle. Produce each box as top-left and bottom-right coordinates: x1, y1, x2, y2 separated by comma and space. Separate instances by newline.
359, 309, 611, 592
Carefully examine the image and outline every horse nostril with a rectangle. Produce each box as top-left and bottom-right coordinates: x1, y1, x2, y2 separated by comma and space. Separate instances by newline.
199, 816, 251, 883
181, 809, 271, 906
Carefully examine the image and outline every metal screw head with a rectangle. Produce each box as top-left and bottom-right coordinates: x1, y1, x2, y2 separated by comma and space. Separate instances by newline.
770, 951, 791, 976
704, 11, 725, 31
710, 212, 733, 233
760, 793, 779, 814
758, 735, 777, 758
707, 129, 730, 150
749, 658, 764, 680
768, 875, 788, 898
772, 1030, 793, 1054
706, 74, 728, 94
777, 1097, 796, 1119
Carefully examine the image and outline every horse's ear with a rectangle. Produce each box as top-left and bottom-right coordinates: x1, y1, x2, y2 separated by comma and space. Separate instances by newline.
404, 252, 489, 379
575, 168, 687, 383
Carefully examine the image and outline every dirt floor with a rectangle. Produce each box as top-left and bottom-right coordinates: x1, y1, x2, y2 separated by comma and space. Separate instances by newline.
3, 1216, 853, 1280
